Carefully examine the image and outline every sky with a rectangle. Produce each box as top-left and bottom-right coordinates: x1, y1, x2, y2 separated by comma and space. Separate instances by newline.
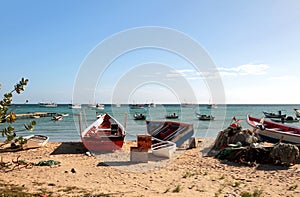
0, 0, 300, 104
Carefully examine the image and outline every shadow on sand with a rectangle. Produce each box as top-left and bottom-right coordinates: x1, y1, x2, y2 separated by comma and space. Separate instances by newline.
50, 142, 88, 155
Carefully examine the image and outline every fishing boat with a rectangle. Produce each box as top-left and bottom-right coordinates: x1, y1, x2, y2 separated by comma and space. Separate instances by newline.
196, 113, 215, 121
133, 113, 146, 120
294, 109, 300, 117
263, 111, 286, 118
68, 104, 82, 109
146, 120, 194, 147
81, 113, 126, 151
151, 140, 176, 158
246, 114, 300, 144
270, 116, 299, 123
51, 115, 63, 121
207, 104, 217, 109
165, 113, 178, 119
23, 134, 49, 149
129, 104, 145, 109
39, 102, 57, 108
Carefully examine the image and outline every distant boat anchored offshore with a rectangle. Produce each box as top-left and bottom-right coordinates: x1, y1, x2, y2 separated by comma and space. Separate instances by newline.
39, 102, 57, 108
69, 104, 82, 109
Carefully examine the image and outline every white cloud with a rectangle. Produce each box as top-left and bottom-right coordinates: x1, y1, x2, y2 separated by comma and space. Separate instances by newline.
268, 75, 297, 81
218, 64, 270, 76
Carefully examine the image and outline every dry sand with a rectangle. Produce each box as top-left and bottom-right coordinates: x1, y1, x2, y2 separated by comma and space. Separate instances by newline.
0, 139, 299, 197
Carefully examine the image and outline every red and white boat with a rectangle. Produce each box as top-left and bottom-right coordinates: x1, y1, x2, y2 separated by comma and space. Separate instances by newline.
81, 113, 126, 152
246, 114, 300, 144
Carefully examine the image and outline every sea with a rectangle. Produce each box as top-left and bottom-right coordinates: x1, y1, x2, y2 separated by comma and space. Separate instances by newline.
2, 104, 300, 142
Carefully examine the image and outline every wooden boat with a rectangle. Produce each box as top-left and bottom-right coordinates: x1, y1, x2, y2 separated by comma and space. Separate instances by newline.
246, 114, 300, 144
23, 134, 49, 149
263, 111, 286, 118
270, 116, 299, 123
81, 113, 126, 151
196, 113, 215, 121
165, 113, 178, 119
146, 120, 194, 147
133, 113, 146, 120
51, 115, 63, 121
151, 140, 176, 158
294, 109, 300, 117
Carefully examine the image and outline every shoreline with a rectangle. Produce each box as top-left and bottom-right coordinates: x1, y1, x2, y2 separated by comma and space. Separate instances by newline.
0, 140, 299, 196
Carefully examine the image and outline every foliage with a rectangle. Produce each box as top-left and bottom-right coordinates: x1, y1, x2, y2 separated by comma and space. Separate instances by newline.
0, 78, 35, 147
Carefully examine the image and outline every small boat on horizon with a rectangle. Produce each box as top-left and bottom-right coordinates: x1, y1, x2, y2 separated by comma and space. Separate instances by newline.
39, 102, 57, 108
69, 104, 82, 109
246, 114, 300, 144
81, 113, 126, 152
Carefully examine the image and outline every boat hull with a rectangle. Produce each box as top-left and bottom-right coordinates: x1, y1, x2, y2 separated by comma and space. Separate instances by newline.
151, 141, 176, 158
81, 113, 126, 152
23, 134, 49, 149
246, 114, 300, 144
82, 136, 125, 151
146, 120, 194, 147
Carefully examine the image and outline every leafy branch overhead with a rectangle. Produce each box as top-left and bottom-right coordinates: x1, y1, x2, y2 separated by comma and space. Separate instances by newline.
0, 78, 36, 148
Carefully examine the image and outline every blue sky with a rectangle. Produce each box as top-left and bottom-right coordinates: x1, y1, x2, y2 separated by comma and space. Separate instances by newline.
0, 0, 300, 104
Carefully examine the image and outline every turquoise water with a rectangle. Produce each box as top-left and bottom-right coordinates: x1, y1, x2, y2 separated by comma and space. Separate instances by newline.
2, 104, 300, 142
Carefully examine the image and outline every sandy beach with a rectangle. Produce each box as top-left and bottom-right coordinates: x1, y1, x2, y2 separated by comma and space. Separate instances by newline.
0, 139, 299, 197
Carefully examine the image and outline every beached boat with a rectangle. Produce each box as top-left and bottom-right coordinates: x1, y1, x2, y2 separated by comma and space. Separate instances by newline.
133, 113, 146, 120
146, 120, 194, 147
23, 134, 49, 149
263, 111, 286, 118
151, 140, 176, 158
294, 109, 300, 117
270, 116, 299, 123
246, 114, 300, 144
81, 113, 126, 151
39, 102, 57, 108
196, 113, 215, 121
51, 115, 63, 121
165, 113, 178, 119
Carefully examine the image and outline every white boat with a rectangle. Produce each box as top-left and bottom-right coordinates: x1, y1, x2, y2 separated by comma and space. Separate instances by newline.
69, 104, 82, 109
89, 104, 105, 110
23, 134, 49, 149
151, 141, 176, 158
294, 109, 300, 117
39, 102, 57, 107
51, 115, 63, 121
